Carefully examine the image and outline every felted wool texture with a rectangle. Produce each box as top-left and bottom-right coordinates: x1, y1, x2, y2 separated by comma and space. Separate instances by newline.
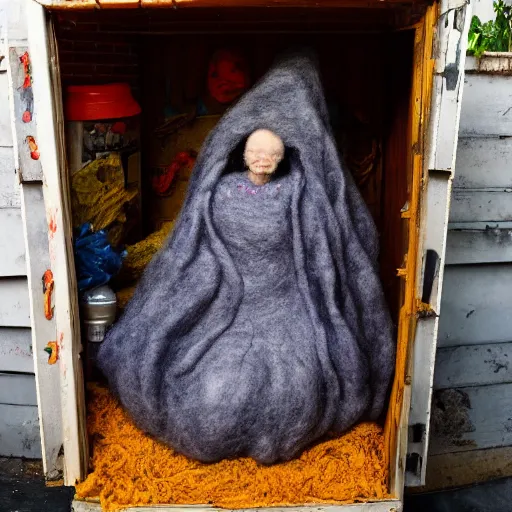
97, 50, 395, 464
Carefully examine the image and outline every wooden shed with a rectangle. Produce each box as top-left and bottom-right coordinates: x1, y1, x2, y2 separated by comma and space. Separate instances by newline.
5, 0, 471, 510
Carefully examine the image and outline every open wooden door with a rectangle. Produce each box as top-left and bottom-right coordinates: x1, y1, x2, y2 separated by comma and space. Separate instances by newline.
402, 0, 473, 488
21, 0, 88, 485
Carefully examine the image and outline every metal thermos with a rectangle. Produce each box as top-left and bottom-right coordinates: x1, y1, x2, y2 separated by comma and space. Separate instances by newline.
81, 285, 117, 342
80, 285, 117, 379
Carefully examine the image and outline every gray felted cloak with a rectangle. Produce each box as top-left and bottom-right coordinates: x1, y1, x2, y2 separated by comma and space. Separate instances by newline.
97, 51, 395, 464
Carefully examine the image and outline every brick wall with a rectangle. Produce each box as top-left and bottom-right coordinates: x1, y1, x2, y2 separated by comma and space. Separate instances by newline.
54, 14, 141, 92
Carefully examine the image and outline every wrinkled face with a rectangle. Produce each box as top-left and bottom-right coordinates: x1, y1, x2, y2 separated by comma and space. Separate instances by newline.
243, 130, 285, 177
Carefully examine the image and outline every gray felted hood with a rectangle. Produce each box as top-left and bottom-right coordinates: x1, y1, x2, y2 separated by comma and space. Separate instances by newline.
98, 51, 395, 464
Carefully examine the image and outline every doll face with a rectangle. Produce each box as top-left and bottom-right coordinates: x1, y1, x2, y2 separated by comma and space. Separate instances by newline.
244, 130, 285, 177
208, 49, 250, 105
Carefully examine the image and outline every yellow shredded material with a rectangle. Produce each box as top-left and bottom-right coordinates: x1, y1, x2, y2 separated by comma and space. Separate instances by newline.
71, 153, 138, 231
116, 221, 175, 286
76, 385, 390, 511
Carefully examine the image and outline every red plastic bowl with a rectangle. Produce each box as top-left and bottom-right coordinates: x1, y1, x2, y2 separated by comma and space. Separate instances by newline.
65, 83, 141, 121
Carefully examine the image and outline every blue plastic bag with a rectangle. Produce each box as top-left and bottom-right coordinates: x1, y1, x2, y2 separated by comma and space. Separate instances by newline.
74, 223, 126, 292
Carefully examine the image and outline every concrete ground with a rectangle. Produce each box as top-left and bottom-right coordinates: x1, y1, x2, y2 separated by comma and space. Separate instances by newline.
1, 457, 510, 512
0, 458, 74, 512
404, 478, 512, 512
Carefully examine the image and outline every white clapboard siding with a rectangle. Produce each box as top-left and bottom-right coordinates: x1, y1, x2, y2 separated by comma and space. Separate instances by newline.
449, 221, 512, 230
434, 342, 512, 389
438, 265, 512, 347
0, 403, 41, 458
0, 208, 26, 276
430, 383, 512, 455
0, 73, 13, 147
0, 327, 33, 372
425, 446, 512, 492
446, 228, 512, 264
454, 137, 512, 189
449, 190, 512, 223
459, 74, 512, 136
0, 278, 30, 327
0, 372, 37, 406
0, 0, 28, 43
0, 147, 20, 208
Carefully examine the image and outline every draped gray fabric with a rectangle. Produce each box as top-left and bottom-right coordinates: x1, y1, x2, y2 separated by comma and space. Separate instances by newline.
97, 51, 395, 464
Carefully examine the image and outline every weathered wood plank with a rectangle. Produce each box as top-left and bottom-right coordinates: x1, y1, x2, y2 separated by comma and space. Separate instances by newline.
446, 228, 512, 264
0, 328, 33, 373
0, 373, 37, 406
0, 147, 20, 208
438, 265, 512, 347
427, 78, 455, 173
420, 171, 452, 311
422, 446, 512, 492
430, 383, 512, 455
27, 2, 87, 484
449, 190, 512, 223
434, 342, 512, 390
0, 73, 13, 147
407, 171, 452, 486
459, 74, 512, 136
0, 404, 41, 458
406, 1, 470, 488
454, 137, 512, 189
71, 501, 403, 512
427, 0, 470, 172
449, 221, 512, 230
20, 183, 63, 480
7, 47, 43, 182
0, 208, 26, 276
65, 121, 83, 174
0, 278, 30, 327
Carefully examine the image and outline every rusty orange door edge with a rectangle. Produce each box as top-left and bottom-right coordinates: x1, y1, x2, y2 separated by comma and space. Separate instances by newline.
383, 1, 437, 491
36, 0, 424, 9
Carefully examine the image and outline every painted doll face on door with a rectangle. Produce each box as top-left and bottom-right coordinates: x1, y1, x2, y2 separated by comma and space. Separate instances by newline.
207, 49, 251, 105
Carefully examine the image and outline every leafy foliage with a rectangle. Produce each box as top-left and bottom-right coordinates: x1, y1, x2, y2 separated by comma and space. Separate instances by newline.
467, 0, 512, 57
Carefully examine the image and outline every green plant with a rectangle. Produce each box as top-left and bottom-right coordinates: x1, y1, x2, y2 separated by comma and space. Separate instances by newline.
467, 0, 512, 57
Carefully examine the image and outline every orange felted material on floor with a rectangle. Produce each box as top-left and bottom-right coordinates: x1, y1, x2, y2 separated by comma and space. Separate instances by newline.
75, 385, 390, 511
